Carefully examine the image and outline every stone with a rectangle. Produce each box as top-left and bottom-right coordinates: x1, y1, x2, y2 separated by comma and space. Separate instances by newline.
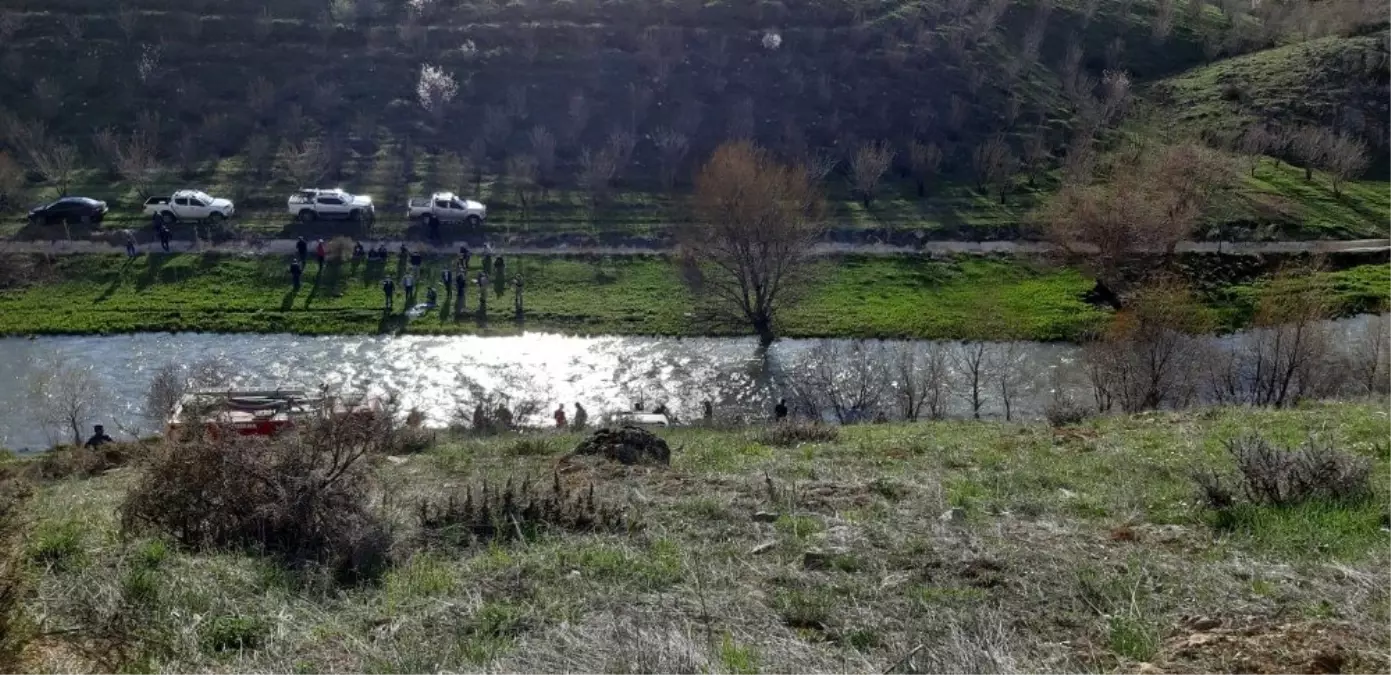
571, 426, 671, 465
750, 541, 776, 555
385, 455, 409, 465
1190, 616, 1222, 631
1136, 663, 1163, 674
752, 511, 779, 523
939, 508, 966, 524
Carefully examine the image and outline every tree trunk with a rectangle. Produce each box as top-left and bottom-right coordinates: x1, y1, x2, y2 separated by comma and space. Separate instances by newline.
754, 315, 775, 347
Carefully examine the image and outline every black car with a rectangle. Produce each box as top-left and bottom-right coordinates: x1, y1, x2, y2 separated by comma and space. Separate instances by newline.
28, 197, 108, 225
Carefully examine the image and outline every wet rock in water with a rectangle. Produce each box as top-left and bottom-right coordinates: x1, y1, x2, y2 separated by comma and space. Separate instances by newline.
572, 426, 671, 466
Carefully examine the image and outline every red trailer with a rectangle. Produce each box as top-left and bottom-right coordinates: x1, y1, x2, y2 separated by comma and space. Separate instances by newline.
165, 389, 382, 439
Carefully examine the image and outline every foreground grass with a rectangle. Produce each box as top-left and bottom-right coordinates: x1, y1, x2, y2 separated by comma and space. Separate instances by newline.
15, 402, 1390, 673
0, 253, 1108, 340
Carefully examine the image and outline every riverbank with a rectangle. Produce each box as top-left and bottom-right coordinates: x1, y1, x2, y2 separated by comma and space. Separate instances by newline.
6, 402, 1387, 672
0, 253, 1385, 340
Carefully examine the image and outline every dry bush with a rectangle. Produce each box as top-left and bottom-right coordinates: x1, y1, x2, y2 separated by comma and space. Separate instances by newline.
417, 474, 629, 547
1043, 395, 1091, 427
119, 414, 394, 583
756, 421, 840, 447
1324, 132, 1369, 195
30, 442, 145, 481
972, 135, 1016, 203
1206, 434, 1374, 508
850, 140, 894, 207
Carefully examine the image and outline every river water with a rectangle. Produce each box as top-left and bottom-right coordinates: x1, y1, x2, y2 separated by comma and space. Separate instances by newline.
0, 332, 1078, 451
0, 315, 1382, 451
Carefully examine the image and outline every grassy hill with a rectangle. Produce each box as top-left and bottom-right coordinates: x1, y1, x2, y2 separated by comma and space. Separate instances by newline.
0, 0, 1385, 241
5, 402, 1388, 672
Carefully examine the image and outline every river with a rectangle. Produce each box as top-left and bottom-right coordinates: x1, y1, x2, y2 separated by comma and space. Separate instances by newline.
0, 315, 1382, 451
0, 332, 1078, 451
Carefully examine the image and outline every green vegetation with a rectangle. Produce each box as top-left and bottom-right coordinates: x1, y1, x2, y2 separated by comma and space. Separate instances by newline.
0, 1, 1385, 243
7, 403, 1388, 672
0, 252, 1110, 340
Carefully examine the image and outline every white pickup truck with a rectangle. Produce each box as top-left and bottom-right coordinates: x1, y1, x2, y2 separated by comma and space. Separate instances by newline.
288, 188, 375, 223
144, 190, 235, 224
407, 192, 486, 227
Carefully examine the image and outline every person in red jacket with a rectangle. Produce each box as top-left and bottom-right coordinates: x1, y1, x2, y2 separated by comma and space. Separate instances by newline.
554, 404, 567, 428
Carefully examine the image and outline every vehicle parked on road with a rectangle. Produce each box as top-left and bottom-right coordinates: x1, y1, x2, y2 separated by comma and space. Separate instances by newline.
144, 190, 235, 225
287, 188, 375, 224
27, 196, 108, 225
407, 192, 486, 228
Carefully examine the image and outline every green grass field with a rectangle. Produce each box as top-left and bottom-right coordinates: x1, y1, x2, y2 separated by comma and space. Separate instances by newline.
10, 402, 1388, 672
1, 253, 1384, 340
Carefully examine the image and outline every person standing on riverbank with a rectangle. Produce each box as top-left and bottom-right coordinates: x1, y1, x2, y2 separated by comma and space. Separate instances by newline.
513, 274, 524, 318
554, 404, 567, 428
382, 276, 395, 310
409, 250, 423, 275
476, 272, 488, 317
314, 239, 326, 270
84, 425, 113, 448
774, 398, 788, 421
124, 231, 137, 257
403, 273, 415, 303
157, 224, 171, 252
455, 270, 467, 312
289, 258, 302, 290
573, 402, 588, 430
441, 268, 453, 296
295, 237, 308, 264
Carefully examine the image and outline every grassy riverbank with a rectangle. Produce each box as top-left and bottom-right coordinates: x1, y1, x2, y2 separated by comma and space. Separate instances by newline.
8, 402, 1388, 672
0, 253, 1385, 340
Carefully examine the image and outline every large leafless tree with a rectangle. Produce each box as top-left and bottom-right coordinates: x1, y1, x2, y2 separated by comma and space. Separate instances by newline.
678, 142, 825, 345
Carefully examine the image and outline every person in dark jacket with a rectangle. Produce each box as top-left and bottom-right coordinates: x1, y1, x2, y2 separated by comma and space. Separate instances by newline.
295, 236, 308, 263
289, 259, 303, 290
157, 224, 171, 252
774, 398, 788, 420
441, 268, 453, 295
382, 277, 395, 309
409, 250, 423, 274
84, 425, 113, 448
454, 270, 467, 312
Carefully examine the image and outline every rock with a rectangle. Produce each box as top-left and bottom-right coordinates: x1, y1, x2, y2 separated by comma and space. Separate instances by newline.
1136, 663, 1163, 674
385, 455, 409, 465
752, 511, 779, 523
750, 541, 776, 555
1190, 616, 1222, 631
939, 508, 966, 524
802, 548, 847, 570
571, 426, 671, 466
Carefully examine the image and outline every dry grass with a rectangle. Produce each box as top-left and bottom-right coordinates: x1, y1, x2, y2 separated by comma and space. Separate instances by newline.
11, 402, 1390, 673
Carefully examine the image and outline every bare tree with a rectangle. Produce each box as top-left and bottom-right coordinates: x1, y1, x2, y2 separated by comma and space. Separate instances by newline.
678, 142, 825, 345
1082, 280, 1211, 412
28, 353, 105, 447
1238, 125, 1272, 176
1022, 127, 1051, 187
145, 358, 231, 428
605, 128, 637, 185
994, 341, 1032, 421
567, 91, 591, 145
1100, 70, 1132, 124
1291, 126, 1332, 181
653, 127, 689, 190
277, 137, 330, 187
953, 341, 992, 419
850, 140, 894, 207
0, 152, 25, 213
507, 154, 539, 230
1347, 314, 1389, 396
31, 143, 79, 196
1037, 143, 1237, 297
527, 125, 556, 194
1324, 132, 1369, 196
890, 341, 952, 421
245, 134, 274, 181
972, 135, 1016, 203
576, 147, 617, 207
1153, 0, 1176, 42
416, 63, 459, 128
908, 140, 943, 197
794, 341, 890, 424
111, 131, 158, 198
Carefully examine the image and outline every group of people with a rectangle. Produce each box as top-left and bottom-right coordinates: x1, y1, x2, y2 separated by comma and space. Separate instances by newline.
123, 222, 174, 257
283, 240, 527, 317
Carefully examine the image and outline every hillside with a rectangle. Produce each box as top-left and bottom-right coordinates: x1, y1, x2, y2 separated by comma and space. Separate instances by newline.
5, 403, 1388, 672
0, 0, 1385, 241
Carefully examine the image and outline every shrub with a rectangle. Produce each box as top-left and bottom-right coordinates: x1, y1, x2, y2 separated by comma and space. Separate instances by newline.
417, 473, 630, 547
119, 415, 395, 583
755, 421, 839, 447
773, 588, 832, 630
1195, 434, 1374, 521
505, 437, 556, 457
1043, 396, 1091, 427
200, 615, 267, 653
27, 520, 85, 571
1225, 434, 1373, 507
390, 427, 436, 454
32, 442, 145, 481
